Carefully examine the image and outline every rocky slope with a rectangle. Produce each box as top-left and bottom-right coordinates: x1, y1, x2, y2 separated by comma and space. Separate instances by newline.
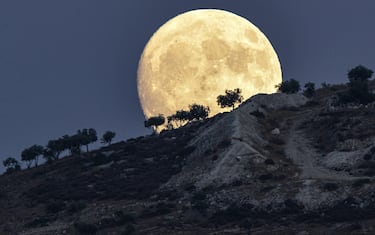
2, 85, 375, 234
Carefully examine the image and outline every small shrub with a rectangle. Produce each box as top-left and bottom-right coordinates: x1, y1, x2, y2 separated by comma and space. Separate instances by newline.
99, 217, 117, 228
91, 153, 112, 166
178, 146, 196, 156
191, 191, 209, 214
352, 178, 371, 188
261, 186, 276, 192
123, 145, 137, 154
303, 82, 315, 98
323, 183, 339, 191
183, 183, 196, 192
275, 79, 300, 94
364, 169, 375, 176
25, 217, 50, 228
250, 110, 265, 118
305, 100, 320, 107
210, 204, 252, 224
218, 139, 231, 148
45, 200, 65, 214
114, 211, 135, 225
141, 202, 174, 218
358, 161, 375, 169
231, 180, 243, 186
192, 200, 209, 215
270, 136, 285, 145
192, 191, 206, 201
74, 222, 98, 235
349, 223, 362, 231
212, 155, 219, 161
67, 201, 86, 214
363, 154, 372, 161
121, 224, 135, 235
258, 174, 273, 181
283, 199, 304, 214
264, 159, 275, 165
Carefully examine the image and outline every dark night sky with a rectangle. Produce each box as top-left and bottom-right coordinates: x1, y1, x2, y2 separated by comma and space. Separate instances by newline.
1, 1, 375, 170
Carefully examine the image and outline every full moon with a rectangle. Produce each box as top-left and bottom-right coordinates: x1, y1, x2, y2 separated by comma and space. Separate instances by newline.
138, 9, 282, 121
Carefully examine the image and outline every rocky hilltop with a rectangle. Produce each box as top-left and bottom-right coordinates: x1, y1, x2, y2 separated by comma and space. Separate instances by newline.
2, 84, 375, 234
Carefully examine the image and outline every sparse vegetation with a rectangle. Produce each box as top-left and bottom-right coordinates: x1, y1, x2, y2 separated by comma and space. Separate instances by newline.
250, 110, 265, 118
187, 104, 210, 121
121, 224, 135, 235
323, 182, 339, 191
101, 131, 116, 145
352, 178, 371, 188
44, 138, 65, 161
21, 145, 44, 168
77, 128, 98, 152
276, 79, 300, 94
218, 139, 231, 148
144, 114, 165, 132
264, 158, 275, 165
167, 110, 190, 127
321, 82, 330, 88
217, 88, 244, 110
303, 82, 316, 98
45, 200, 66, 214
167, 104, 209, 128
74, 222, 98, 235
25, 217, 51, 228
5, 66, 375, 234
67, 201, 87, 214
339, 65, 375, 104
2, 157, 21, 174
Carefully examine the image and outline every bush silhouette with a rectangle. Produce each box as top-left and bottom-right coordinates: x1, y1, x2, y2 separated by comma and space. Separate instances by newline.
144, 115, 165, 132
303, 82, 315, 98
2, 157, 21, 173
101, 131, 116, 145
276, 79, 300, 94
167, 110, 190, 127
338, 65, 374, 104
21, 145, 44, 168
188, 104, 210, 121
77, 128, 98, 152
217, 88, 244, 110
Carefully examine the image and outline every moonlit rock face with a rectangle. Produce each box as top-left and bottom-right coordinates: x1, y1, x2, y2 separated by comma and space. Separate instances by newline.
138, 9, 282, 120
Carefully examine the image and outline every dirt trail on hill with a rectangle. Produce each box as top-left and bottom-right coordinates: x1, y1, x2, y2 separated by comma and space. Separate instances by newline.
283, 109, 358, 181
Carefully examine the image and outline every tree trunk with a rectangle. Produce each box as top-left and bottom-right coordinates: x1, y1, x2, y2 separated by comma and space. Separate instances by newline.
86, 145, 89, 153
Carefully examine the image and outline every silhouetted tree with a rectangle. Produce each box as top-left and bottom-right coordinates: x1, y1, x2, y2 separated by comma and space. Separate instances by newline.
188, 104, 210, 121
101, 131, 116, 145
167, 110, 190, 127
21, 145, 44, 168
303, 82, 315, 98
348, 65, 374, 104
3, 157, 21, 173
348, 65, 373, 83
217, 88, 244, 110
275, 79, 300, 94
45, 138, 65, 161
42, 148, 56, 164
144, 115, 165, 132
61, 134, 82, 155
77, 128, 98, 152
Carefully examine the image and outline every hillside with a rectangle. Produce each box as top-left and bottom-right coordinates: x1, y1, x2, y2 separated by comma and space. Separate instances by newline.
2, 84, 375, 234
